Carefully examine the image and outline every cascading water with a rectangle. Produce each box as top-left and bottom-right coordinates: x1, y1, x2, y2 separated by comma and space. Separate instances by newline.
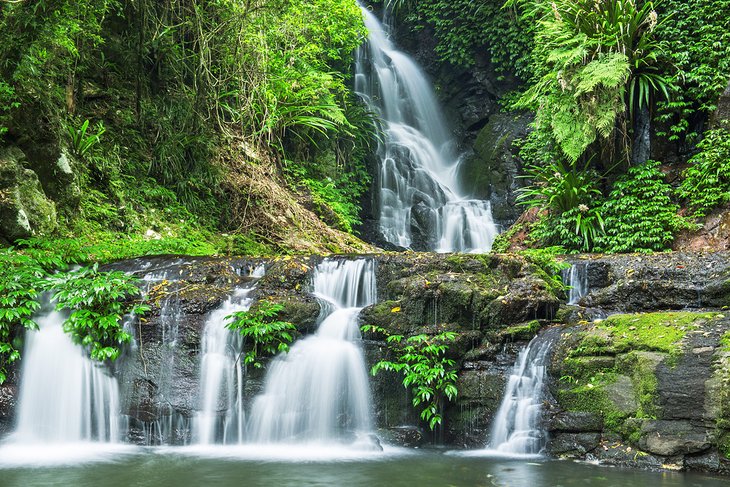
247, 259, 375, 444
194, 265, 264, 445
354, 4, 498, 252
488, 329, 560, 455
564, 263, 589, 305
11, 303, 121, 444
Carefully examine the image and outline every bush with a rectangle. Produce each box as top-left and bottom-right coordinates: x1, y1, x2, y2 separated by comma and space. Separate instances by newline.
677, 126, 730, 219
597, 160, 685, 253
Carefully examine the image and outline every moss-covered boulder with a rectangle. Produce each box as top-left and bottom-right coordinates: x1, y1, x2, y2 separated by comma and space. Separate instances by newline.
0, 146, 57, 241
548, 311, 730, 471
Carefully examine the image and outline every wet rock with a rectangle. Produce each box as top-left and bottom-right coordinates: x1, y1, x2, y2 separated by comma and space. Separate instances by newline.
547, 432, 601, 455
579, 252, 730, 311
638, 420, 711, 456
460, 112, 531, 228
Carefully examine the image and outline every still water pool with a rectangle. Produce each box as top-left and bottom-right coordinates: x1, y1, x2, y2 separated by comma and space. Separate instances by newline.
0, 444, 726, 487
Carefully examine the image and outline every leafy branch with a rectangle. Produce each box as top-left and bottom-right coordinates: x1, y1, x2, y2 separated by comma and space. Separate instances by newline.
226, 301, 297, 369
363, 325, 459, 430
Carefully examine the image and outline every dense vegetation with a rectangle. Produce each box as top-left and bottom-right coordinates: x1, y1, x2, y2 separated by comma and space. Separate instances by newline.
394, 0, 730, 253
0, 0, 373, 255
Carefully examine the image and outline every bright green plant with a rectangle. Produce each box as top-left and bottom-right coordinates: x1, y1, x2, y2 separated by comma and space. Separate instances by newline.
363, 325, 458, 430
518, 160, 605, 251
47, 264, 149, 361
596, 160, 686, 253
510, 0, 669, 161
677, 126, 730, 219
226, 301, 297, 369
67, 119, 105, 158
520, 247, 570, 295
0, 249, 46, 384
654, 0, 730, 142
390, 0, 533, 78
0, 81, 19, 137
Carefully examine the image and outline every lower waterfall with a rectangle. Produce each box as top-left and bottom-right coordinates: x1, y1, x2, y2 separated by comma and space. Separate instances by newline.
487, 329, 560, 455
247, 259, 376, 445
12, 305, 121, 445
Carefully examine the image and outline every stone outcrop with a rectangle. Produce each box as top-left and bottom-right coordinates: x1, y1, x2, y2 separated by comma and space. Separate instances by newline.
0, 146, 58, 242
1, 250, 730, 475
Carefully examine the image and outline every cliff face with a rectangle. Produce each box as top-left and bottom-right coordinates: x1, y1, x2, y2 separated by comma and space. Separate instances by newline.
1, 252, 729, 473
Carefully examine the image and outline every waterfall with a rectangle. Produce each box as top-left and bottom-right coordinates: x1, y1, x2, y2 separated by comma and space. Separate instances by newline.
194, 265, 265, 445
11, 304, 121, 444
488, 330, 559, 455
355, 4, 498, 252
564, 263, 589, 305
247, 259, 375, 444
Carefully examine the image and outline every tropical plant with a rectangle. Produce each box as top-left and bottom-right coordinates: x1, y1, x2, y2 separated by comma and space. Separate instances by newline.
0, 249, 46, 384
226, 301, 297, 369
654, 0, 730, 142
677, 126, 730, 219
47, 264, 148, 361
363, 326, 458, 430
510, 0, 669, 161
597, 160, 686, 253
517, 160, 605, 251
67, 119, 105, 158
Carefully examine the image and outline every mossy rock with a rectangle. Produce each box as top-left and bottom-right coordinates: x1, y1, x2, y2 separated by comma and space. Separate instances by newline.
0, 146, 57, 241
500, 320, 543, 341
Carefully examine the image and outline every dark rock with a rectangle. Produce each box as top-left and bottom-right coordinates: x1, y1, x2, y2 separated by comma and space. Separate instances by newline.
587, 442, 665, 470
0, 146, 57, 241
460, 112, 531, 228
638, 420, 711, 456
377, 426, 426, 448
546, 432, 601, 455
579, 252, 730, 311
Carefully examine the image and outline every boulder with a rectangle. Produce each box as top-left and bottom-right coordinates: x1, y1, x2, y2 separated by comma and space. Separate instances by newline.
0, 146, 57, 241
638, 420, 711, 456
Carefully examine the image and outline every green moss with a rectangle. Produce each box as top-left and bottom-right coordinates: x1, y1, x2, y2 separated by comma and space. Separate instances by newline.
562, 355, 616, 381
558, 372, 627, 431
618, 351, 662, 419
720, 331, 730, 352
502, 320, 542, 341
573, 312, 718, 359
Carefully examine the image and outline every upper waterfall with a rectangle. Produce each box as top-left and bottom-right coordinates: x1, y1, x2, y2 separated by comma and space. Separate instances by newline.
354, 4, 498, 252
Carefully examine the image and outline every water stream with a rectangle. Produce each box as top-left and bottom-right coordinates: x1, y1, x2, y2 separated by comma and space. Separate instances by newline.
564, 263, 589, 305
487, 329, 559, 455
10, 303, 121, 445
354, 5, 498, 252
194, 265, 265, 445
247, 259, 375, 444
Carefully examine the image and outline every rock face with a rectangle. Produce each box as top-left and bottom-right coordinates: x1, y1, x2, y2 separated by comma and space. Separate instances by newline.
1, 250, 730, 475
0, 146, 58, 242
566, 252, 730, 311
547, 251, 730, 473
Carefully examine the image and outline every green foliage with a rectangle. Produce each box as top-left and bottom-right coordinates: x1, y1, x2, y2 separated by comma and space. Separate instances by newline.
597, 160, 685, 253
363, 325, 458, 430
654, 0, 730, 141
46, 264, 148, 361
0, 81, 18, 136
226, 301, 296, 369
677, 126, 730, 219
511, 0, 668, 162
394, 0, 533, 78
67, 119, 105, 158
518, 160, 605, 251
0, 249, 45, 383
519, 247, 570, 295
